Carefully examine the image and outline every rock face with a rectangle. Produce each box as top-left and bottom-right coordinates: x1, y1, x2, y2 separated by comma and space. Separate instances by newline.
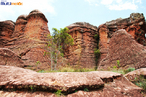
12, 15, 27, 37
25, 10, 49, 41
0, 10, 53, 71
0, 65, 143, 97
65, 22, 98, 68
98, 13, 146, 61
98, 29, 146, 70
0, 20, 15, 47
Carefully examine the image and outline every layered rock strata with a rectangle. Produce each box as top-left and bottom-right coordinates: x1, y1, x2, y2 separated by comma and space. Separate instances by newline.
98, 13, 146, 61
98, 29, 146, 70
65, 22, 98, 68
0, 10, 53, 71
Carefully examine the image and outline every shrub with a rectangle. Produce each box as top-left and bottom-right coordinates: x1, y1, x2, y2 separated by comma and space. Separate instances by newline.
124, 67, 135, 74
133, 75, 146, 92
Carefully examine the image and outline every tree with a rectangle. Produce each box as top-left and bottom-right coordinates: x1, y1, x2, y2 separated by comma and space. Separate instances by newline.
52, 27, 74, 53
44, 27, 74, 71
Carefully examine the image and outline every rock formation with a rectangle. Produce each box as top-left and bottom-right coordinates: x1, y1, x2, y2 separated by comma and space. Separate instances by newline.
0, 10, 54, 71
0, 65, 143, 97
25, 10, 50, 41
65, 22, 98, 68
98, 13, 146, 61
12, 15, 27, 37
98, 29, 146, 70
0, 20, 15, 47
125, 68, 146, 82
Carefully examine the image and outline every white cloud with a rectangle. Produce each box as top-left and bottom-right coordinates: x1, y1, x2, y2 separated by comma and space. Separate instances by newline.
101, 0, 113, 5
0, 0, 56, 21
108, 2, 138, 10
85, 0, 142, 10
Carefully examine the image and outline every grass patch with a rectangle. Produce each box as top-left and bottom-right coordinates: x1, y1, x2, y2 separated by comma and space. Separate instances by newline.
37, 65, 95, 73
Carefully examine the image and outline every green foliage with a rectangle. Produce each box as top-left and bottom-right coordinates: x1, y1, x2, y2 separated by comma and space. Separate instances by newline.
94, 48, 100, 67
133, 75, 146, 91
113, 66, 117, 69
52, 27, 74, 53
124, 68, 135, 74
84, 88, 89, 92
55, 89, 63, 96
116, 60, 120, 67
44, 27, 74, 71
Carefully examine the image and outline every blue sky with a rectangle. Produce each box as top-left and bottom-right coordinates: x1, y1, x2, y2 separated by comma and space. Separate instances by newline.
0, 0, 146, 34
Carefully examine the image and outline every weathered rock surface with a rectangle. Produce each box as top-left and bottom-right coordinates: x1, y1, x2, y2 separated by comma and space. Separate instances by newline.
0, 10, 53, 71
65, 22, 98, 68
98, 13, 146, 61
98, 29, 146, 70
0, 65, 143, 97
0, 20, 15, 39
0, 20, 15, 47
125, 68, 146, 82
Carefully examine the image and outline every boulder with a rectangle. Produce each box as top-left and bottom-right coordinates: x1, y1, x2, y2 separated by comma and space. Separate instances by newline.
98, 29, 146, 70
0, 65, 143, 97
65, 22, 98, 68
125, 68, 146, 82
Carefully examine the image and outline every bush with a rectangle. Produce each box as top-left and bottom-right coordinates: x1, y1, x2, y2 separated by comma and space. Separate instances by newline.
124, 68, 135, 74
134, 75, 146, 92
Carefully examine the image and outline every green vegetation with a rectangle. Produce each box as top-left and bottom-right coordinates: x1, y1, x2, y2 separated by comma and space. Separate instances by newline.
44, 27, 74, 71
123, 67, 135, 74
133, 75, 146, 92
55, 90, 63, 97
37, 66, 95, 73
94, 34, 100, 69
84, 88, 89, 92
116, 60, 120, 67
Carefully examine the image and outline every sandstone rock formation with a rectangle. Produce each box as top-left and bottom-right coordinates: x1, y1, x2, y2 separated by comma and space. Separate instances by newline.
98, 29, 146, 70
0, 65, 143, 97
98, 13, 146, 61
65, 22, 98, 68
0, 10, 54, 71
0, 20, 15, 47
25, 10, 49, 41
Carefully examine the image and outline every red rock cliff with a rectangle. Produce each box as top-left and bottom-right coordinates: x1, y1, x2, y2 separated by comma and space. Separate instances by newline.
0, 10, 52, 71
98, 13, 146, 61
65, 22, 98, 68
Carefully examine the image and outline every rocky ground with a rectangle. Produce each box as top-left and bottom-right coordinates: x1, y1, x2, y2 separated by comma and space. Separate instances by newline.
0, 65, 144, 97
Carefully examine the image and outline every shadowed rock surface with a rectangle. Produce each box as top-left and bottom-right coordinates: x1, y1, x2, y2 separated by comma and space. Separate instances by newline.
0, 65, 143, 97
65, 22, 98, 68
98, 29, 146, 70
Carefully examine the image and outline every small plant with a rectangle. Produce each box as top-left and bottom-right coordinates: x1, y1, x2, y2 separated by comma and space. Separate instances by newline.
124, 67, 135, 74
84, 88, 89, 92
55, 89, 63, 96
113, 66, 117, 69
117, 60, 120, 67
36, 61, 40, 65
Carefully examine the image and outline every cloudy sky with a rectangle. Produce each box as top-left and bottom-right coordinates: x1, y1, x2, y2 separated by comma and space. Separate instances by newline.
0, 0, 145, 33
